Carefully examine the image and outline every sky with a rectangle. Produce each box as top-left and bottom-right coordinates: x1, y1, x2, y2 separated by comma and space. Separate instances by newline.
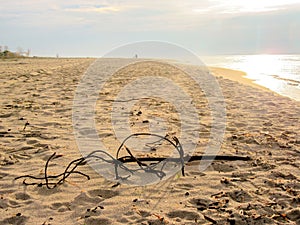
1, 0, 300, 57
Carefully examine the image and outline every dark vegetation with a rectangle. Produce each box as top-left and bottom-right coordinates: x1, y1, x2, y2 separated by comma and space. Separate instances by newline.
0, 46, 30, 59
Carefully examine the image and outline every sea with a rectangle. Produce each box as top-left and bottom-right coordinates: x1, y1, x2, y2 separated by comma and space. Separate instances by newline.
201, 55, 300, 102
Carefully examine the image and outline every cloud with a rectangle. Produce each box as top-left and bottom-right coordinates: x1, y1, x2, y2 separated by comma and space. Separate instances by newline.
1, 0, 300, 55
207, 0, 300, 13
2, 0, 300, 30
63, 4, 119, 13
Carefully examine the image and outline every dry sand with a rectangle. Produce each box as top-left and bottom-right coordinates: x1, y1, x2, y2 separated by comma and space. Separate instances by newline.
0, 58, 299, 225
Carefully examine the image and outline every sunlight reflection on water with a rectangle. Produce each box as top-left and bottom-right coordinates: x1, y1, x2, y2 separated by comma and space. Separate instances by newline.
202, 54, 300, 101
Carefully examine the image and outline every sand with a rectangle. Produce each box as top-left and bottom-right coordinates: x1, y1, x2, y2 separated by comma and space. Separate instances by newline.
209, 67, 267, 91
0, 58, 299, 225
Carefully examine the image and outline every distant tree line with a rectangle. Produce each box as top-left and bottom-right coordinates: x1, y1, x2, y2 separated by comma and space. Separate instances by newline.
0, 46, 30, 59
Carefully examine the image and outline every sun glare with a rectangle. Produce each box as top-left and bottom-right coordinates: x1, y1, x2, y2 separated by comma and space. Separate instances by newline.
217, 54, 300, 100
214, 0, 300, 13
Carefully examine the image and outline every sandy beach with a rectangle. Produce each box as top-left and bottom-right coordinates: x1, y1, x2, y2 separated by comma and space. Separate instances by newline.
0, 58, 299, 225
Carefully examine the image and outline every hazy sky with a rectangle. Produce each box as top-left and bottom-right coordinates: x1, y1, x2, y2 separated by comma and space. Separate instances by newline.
1, 0, 300, 57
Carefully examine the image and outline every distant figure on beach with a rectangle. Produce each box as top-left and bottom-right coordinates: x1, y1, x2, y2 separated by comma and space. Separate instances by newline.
134, 54, 138, 58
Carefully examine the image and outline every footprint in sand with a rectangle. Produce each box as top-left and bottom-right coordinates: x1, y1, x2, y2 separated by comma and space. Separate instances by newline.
84, 217, 112, 225
188, 197, 212, 211
167, 209, 200, 221
211, 161, 237, 173
0, 193, 32, 224
87, 189, 119, 199
0, 213, 28, 225
14, 192, 31, 201
67, 189, 118, 224
227, 189, 252, 203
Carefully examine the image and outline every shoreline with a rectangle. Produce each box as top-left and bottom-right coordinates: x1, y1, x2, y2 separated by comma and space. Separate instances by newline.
209, 66, 269, 91
209, 66, 300, 102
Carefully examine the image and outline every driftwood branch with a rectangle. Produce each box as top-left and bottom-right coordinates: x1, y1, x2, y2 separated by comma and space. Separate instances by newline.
15, 133, 251, 189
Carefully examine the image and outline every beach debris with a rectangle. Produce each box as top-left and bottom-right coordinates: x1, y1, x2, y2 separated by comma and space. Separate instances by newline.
152, 213, 167, 223
132, 198, 146, 203
211, 191, 227, 198
42, 217, 53, 225
15, 133, 183, 189
23, 121, 30, 131
220, 178, 231, 185
15, 133, 251, 189
203, 215, 217, 224
111, 182, 120, 188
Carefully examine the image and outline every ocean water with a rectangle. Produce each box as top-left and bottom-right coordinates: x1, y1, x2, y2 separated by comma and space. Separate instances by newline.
202, 55, 300, 101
